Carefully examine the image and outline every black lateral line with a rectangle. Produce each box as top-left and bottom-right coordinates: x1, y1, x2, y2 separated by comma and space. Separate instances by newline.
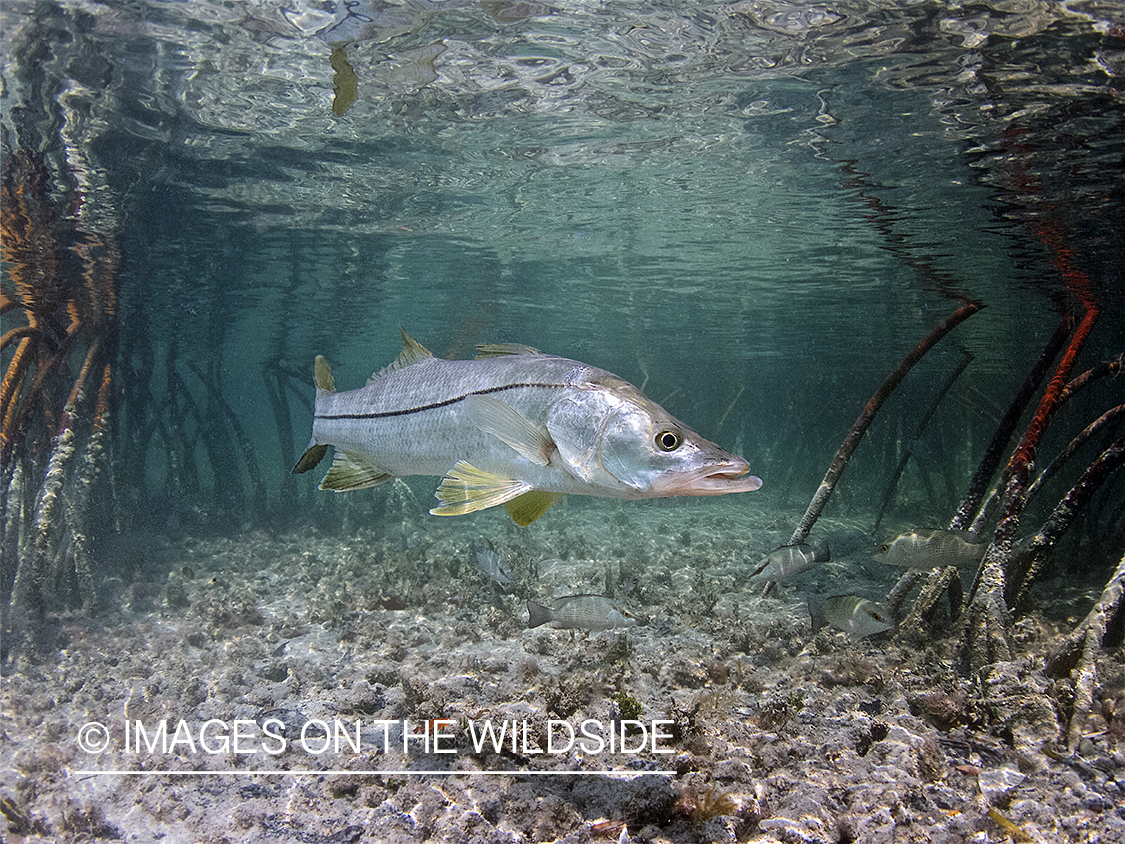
315, 382, 563, 421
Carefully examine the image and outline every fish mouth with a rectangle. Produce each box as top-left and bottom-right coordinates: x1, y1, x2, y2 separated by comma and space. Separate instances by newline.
658, 462, 764, 496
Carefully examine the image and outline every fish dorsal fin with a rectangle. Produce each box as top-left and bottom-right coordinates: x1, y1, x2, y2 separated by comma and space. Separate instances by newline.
370, 329, 436, 383
314, 355, 336, 394
475, 343, 542, 359
320, 450, 392, 491
504, 490, 564, 526
946, 528, 983, 544
462, 394, 554, 466
430, 461, 532, 517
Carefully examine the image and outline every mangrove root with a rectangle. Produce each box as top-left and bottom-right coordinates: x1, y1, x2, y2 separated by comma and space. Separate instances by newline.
789, 300, 980, 546
1047, 551, 1125, 749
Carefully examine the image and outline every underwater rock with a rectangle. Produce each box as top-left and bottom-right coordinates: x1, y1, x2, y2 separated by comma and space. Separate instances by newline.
839, 806, 896, 844
757, 785, 834, 844
979, 766, 1027, 805
979, 660, 1060, 746
916, 734, 948, 782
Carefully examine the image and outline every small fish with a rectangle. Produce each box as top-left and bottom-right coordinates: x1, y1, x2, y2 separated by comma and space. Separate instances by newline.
874, 529, 986, 568
527, 595, 637, 632
748, 540, 830, 582
808, 595, 893, 638
293, 331, 762, 526
474, 546, 512, 586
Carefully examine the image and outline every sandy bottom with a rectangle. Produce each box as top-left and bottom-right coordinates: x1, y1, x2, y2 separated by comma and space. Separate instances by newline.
2, 487, 1123, 843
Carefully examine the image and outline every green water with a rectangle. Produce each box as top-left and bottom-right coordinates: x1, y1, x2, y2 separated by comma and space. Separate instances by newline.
2, 0, 1122, 545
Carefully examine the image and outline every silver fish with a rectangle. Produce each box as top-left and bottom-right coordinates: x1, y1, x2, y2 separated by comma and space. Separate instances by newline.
474, 546, 512, 586
293, 331, 762, 525
527, 595, 637, 632
748, 540, 830, 582
874, 529, 985, 568
808, 595, 893, 638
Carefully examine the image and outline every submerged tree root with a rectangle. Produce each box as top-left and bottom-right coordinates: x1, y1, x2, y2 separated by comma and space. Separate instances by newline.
873, 350, 971, 537
1024, 403, 1123, 506
951, 317, 1073, 531
883, 162, 1122, 739
1, 145, 120, 658
788, 300, 980, 547
961, 555, 1013, 670
1047, 551, 1125, 749
895, 434, 1124, 644
891, 566, 961, 640
1008, 435, 1125, 609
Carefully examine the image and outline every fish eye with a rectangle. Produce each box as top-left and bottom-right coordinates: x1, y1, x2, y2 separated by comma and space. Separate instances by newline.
654, 429, 682, 451
871, 612, 886, 622
879, 544, 889, 553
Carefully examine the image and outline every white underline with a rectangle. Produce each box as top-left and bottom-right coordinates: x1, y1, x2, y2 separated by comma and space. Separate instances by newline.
73, 769, 674, 777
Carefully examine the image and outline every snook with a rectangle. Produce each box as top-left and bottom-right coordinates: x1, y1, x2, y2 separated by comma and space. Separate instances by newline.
293, 331, 762, 525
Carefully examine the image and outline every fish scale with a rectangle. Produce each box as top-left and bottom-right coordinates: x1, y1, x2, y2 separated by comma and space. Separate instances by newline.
313, 354, 584, 482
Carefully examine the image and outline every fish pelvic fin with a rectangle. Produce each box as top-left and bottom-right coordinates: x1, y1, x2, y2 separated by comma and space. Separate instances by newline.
293, 444, 329, 475
527, 600, 552, 628
320, 450, 393, 491
370, 329, 436, 383
504, 490, 564, 526
314, 355, 336, 395
462, 394, 554, 466
430, 461, 532, 517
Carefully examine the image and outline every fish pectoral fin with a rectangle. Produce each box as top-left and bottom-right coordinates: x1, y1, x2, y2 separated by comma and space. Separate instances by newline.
430, 461, 532, 516
504, 490, 564, 526
293, 444, 329, 474
462, 394, 554, 466
320, 450, 393, 491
